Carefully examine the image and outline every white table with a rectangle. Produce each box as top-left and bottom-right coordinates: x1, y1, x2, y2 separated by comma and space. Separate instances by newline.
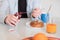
0, 18, 60, 40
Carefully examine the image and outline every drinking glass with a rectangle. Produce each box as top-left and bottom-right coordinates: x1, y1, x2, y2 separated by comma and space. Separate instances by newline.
46, 18, 56, 34
9, 12, 27, 30
8, 12, 27, 39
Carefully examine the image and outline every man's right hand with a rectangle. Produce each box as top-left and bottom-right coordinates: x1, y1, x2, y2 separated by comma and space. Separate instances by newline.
4, 14, 21, 26
32, 8, 41, 18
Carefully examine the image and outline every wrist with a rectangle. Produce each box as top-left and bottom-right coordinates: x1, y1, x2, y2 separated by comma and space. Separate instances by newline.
4, 17, 7, 24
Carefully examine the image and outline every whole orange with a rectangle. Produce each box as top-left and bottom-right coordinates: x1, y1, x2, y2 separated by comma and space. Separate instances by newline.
33, 33, 48, 40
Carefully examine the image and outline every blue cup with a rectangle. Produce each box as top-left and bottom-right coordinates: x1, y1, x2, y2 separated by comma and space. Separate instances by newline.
41, 13, 49, 23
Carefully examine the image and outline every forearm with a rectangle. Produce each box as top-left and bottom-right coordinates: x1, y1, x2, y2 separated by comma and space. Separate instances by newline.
0, 0, 9, 24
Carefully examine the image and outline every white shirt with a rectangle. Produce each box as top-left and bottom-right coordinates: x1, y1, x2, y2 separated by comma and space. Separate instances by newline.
27, 0, 41, 18
8, 0, 18, 14
0, 0, 51, 23
0, 0, 18, 24
0, 0, 18, 14
0, 0, 60, 23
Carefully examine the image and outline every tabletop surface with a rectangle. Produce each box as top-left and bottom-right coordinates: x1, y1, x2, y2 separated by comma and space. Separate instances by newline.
0, 18, 60, 40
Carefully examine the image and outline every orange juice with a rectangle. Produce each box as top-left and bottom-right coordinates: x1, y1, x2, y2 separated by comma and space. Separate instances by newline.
46, 24, 56, 33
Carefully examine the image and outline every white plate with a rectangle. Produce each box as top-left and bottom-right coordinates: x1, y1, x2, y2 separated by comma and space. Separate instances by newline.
26, 21, 44, 29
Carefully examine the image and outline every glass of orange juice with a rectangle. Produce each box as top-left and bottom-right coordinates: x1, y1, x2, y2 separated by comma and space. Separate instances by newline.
46, 18, 56, 34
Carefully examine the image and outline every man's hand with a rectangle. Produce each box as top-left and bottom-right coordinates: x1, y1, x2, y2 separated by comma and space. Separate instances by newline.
32, 8, 41, 18
4, 14, 21, 26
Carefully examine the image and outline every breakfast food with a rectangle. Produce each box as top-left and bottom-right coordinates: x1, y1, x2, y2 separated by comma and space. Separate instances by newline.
32, 33, 48, 40
23, 33, 48, 40
30, 21, 44, 28
23, 33, 60, 40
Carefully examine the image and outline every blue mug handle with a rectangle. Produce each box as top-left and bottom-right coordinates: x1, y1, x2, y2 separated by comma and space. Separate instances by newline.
41, 13, 49, 23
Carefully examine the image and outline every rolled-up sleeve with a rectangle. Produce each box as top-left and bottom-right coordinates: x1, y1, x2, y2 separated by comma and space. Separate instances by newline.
0, 0, 9, 24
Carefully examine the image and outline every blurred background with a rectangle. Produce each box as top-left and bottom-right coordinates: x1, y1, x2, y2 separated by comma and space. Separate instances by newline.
40, 0, 60, 18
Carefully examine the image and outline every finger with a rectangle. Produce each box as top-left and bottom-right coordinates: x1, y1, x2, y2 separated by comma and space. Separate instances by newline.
11, 17, 18, 23
32, 10, 37, 13
34, 10, 41, 14
12, 15, 18, 20
33, 13, 38, 16
18, 15, 21, 19
7, 20, 15, 27
18, 15, 21, 17
32, 11, 39, 15
9, 19, 16, 26
9, 18, 16, 24
32, 14, 36, 18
